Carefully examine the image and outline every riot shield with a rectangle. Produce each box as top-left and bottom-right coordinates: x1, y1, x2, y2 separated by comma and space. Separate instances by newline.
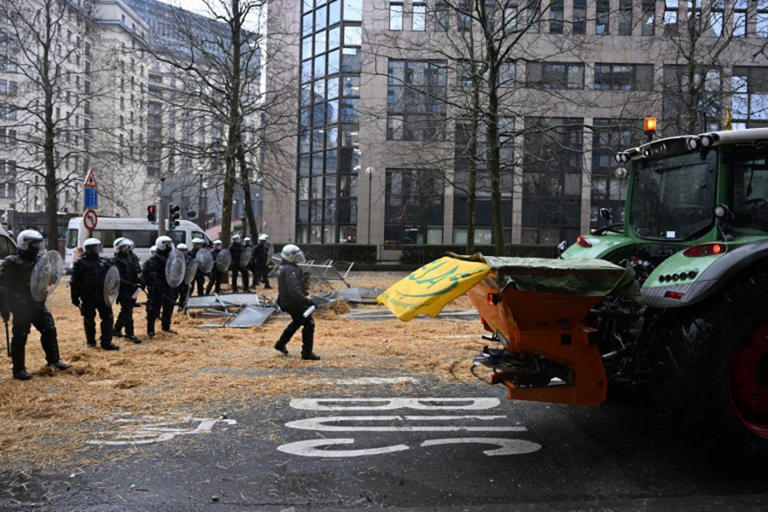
29, 250, 64, 302
267, 242, 274, 263
165, 249, 186, 289
196, 248, 214, 274
240, 246, 253, 268
215, 248, 232, 272
184, 257, 199, 285
103, 265, 120, 306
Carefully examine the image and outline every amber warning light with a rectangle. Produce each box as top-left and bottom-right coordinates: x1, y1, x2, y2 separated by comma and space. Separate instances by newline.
643, 117, 657, 134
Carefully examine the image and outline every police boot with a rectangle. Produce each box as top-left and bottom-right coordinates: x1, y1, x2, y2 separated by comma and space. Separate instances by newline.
12, 351, 31, 380
101, 342, 120, 351
274, 341, 288, 355
49, 361, 71, 371
301, 352, 321, 361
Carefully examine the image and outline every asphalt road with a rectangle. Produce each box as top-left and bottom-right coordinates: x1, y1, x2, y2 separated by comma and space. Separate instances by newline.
2, 375, 767, 512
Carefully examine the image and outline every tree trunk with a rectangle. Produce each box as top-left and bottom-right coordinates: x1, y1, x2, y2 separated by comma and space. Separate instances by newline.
43, 3, 57, 243
466, 83, 480, 255
220, 0, 243, 245
237, 142, 258, 239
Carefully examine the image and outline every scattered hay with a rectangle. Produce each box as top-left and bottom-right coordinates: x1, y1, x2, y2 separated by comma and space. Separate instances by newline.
0, 271, 484, 469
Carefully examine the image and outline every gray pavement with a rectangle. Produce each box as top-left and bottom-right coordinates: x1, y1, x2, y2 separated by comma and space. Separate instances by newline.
1, 376, 766, 512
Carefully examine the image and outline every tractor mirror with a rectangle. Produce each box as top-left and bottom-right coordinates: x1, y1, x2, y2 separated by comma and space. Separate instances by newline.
599, 208, 613, 223
614, 166, 628, 179
714, 204, 734, 220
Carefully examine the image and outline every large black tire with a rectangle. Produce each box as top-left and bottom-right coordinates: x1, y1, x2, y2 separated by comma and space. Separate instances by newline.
652, 270, 768, 457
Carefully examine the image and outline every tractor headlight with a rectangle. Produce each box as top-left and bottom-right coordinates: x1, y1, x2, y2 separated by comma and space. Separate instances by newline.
687, 137, 700, 150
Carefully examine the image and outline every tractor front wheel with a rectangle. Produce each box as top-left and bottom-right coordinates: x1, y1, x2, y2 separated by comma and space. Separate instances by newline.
655, 271, 768, 456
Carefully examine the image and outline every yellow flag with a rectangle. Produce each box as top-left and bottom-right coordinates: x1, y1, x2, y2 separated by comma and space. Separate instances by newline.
377, 256, 491, 321
725, 108, 733, 130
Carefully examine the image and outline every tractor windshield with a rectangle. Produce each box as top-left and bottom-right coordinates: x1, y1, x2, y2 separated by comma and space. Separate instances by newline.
629, 150, 717, 241
729, 150, 768, 231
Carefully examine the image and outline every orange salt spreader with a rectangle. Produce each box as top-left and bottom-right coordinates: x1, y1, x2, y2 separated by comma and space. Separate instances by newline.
378, 255, 635, 408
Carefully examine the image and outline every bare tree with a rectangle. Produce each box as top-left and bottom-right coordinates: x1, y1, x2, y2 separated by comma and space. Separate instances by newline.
0, 0, 97, 238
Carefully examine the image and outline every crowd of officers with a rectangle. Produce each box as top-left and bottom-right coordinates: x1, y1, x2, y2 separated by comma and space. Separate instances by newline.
0, 229, 310, 381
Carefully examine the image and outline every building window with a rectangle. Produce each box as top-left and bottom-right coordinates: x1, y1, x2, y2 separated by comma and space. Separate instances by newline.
732, 66, 768, 128
522, 117, 583, 245
458, 0, 472, 31
596, 0, 610, 34
500, 60, 516, 87
594, 63, 654, 91
387, 60, 447, 141
385, 169, 444, 245
664, 0, 678, 34
573, 0, 586, 34
590, 119, 642, 226
733, 0, 747, 36
526, 61, 584, 89
758, 0, 768, 37
662, 65, 722, 133
390, 2, 403, 30
550, 0, 564, 33
434, 0, 450, 31
619, 0, 633, 35
412, 2, 426, 30
707, 0, 723, 37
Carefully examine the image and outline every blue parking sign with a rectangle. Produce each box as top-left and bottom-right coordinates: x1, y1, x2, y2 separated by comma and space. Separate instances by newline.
84, 187, 98, 209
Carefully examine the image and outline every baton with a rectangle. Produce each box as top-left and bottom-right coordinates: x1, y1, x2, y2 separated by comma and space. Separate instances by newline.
4, 318, 9, 358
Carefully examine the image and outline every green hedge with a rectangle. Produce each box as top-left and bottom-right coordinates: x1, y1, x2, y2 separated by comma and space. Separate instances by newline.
273, 244, 377, 264
398, 244, 559, 265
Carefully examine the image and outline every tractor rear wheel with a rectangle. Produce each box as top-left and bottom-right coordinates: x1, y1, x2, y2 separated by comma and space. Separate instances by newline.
655, 270, 768, 456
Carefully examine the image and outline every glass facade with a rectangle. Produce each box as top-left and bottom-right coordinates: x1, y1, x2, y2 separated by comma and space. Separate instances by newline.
297, 0, 362, 243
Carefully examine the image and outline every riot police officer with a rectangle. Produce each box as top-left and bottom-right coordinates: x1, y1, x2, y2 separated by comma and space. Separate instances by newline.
71, 238, 120, 350
274, 244, 320, 360
189, 238, 206, 296
143, 236, 177, 337
229, 234, 247, 292
205, 240, 224, 295
0, 230, 70, 380
112, 238, 142, 344
176, 243, 191, 311
254, 233, 273, 289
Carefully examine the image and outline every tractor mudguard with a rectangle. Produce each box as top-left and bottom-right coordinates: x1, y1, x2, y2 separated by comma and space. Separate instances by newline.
640, 239, 768, 308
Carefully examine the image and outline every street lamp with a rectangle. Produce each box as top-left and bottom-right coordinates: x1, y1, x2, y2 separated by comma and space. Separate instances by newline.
365, 166, 374, 244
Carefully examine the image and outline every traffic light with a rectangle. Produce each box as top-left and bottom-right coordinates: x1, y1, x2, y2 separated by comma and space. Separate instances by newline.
147, 204, 157, 222
169, 203, 181, 230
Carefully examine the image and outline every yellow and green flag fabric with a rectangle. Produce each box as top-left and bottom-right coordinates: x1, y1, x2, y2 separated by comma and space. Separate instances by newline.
377, 256, 491, 321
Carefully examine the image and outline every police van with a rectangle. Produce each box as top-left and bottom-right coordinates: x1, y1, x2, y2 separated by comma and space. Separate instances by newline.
65, 217, 210, 271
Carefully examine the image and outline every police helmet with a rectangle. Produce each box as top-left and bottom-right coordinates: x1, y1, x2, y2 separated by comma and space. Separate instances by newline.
191, 237, 204, 246
213, 239, 222, 247
280, 244, 305, 264
243, 237, 252, 244
17, 229, 44, 252
83, 237, 102, 254
177, 243, 188, 252
258, 233, 269, 241
150, 245, 157, 255
114, 238, 132, 252
113, 237, 126, 249
155, 235, 173, 252
232, 234, 242, 243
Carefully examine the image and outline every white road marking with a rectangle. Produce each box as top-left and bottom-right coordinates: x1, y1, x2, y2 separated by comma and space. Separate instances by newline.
289, 397, 500, 411
277, 438, 410, 457
311, 377, 420, 386
87, 415, 236, 446
420, 437, 542, 456
284, 415, 527, 432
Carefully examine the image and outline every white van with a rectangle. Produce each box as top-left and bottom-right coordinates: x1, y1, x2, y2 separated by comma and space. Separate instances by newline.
65, 217, 210, 270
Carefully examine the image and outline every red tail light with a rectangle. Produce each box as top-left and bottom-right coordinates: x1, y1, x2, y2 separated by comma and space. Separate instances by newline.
576, 235, 592, 248
683, 243, 726, 257
664, 291, 684, 300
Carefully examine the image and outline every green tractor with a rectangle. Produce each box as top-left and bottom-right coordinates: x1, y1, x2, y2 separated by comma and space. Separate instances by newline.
561, 127, 768, 453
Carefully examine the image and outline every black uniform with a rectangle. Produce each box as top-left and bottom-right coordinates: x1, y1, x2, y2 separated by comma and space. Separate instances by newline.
189, 247, 206, 296
229, 242, 248, 292
71, 252, 115, 348
275, 261, 315, 357
253, 241, 272, 289
205, 247, 224, 295
0, 252, 64, 376
176, 252, 192, 311
112, 250, 142, 339
143, 249, 175, 335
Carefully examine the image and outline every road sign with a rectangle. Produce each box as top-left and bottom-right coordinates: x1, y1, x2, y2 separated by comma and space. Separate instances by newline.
84, 169, 98, 188
83, 208, 98, 232
84, 187, 98, 209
